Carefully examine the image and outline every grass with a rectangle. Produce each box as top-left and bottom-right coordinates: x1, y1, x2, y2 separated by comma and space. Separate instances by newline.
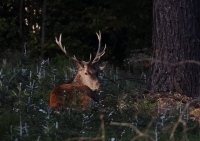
0, 52, 199, 141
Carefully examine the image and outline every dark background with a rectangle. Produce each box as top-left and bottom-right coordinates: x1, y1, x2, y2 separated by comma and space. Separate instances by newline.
0, 0, 152, 67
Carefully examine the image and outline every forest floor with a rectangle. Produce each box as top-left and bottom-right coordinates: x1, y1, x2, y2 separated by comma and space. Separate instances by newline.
139, 92, 200, 123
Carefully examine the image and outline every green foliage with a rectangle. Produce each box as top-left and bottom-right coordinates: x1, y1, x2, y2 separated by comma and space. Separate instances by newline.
0, 51, 199, 140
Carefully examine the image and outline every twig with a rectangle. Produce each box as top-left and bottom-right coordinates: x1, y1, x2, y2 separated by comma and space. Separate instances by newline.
169, 98, 200, 140
110, 122, 154, 141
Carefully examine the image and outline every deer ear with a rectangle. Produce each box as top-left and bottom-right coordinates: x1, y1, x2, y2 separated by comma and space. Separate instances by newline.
99, 62, 106, 70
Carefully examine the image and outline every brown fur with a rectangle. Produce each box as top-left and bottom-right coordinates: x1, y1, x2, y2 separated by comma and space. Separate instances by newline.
50, 84, 99, 110
49, 64, 103, 110
51, 32, 106, 110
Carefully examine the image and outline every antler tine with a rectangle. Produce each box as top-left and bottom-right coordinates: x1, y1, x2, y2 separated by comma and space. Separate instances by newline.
96, 31, 101, 53
92, 31, 106, 64
55, 34, 66, 54
81, 54, 92, 65
55, 34, 80, 63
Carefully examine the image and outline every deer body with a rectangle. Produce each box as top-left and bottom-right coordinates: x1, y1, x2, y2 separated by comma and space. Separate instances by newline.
50, 84, 98, 109
50, 31, 106, 110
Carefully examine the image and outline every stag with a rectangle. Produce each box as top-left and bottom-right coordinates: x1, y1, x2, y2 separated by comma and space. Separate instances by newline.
50, 31, 106, 110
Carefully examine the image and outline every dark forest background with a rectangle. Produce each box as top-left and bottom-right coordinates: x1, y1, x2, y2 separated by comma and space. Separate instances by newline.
0, 0, 152, 66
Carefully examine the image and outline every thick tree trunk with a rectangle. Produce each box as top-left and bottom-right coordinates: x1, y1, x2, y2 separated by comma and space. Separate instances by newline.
147, 0, 200, 97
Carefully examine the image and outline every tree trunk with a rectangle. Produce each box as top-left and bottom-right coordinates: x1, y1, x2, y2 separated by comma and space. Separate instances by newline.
29, 0, 34, 31
147, 0, 200, 97
41, 0, 47, 59
19, 0, 24, 42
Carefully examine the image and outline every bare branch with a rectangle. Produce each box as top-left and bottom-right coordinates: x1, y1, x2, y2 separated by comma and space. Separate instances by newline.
133, 58, 200, 66
110, 122, 154, 141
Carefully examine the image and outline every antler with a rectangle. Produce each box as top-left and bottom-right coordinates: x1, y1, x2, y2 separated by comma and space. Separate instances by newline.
92, 31, 106, 64
55, 32, 106, 65
55, 34, 91, 65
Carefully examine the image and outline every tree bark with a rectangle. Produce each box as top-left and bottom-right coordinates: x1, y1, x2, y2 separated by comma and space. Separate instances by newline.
41, 0, 47, 59
29, 0, 34, 31
19, 0, 24, 42
147, 0, 200, 97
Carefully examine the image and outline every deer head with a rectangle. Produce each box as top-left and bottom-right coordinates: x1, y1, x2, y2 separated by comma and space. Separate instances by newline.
55, 31, 106, 91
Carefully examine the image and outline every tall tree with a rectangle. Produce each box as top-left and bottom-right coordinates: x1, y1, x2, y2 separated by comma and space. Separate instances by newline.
41, 0, 47, 59
19, 0, 24, 42
147, 0, 200, 97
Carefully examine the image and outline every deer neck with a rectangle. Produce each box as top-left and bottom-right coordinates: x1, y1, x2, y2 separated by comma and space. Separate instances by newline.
70, 74, 84, 85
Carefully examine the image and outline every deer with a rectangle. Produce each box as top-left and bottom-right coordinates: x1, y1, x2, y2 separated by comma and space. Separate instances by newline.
50, 31, 106, 111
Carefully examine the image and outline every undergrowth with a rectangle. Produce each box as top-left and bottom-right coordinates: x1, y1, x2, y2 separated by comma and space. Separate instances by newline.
0, 51, 199, 141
